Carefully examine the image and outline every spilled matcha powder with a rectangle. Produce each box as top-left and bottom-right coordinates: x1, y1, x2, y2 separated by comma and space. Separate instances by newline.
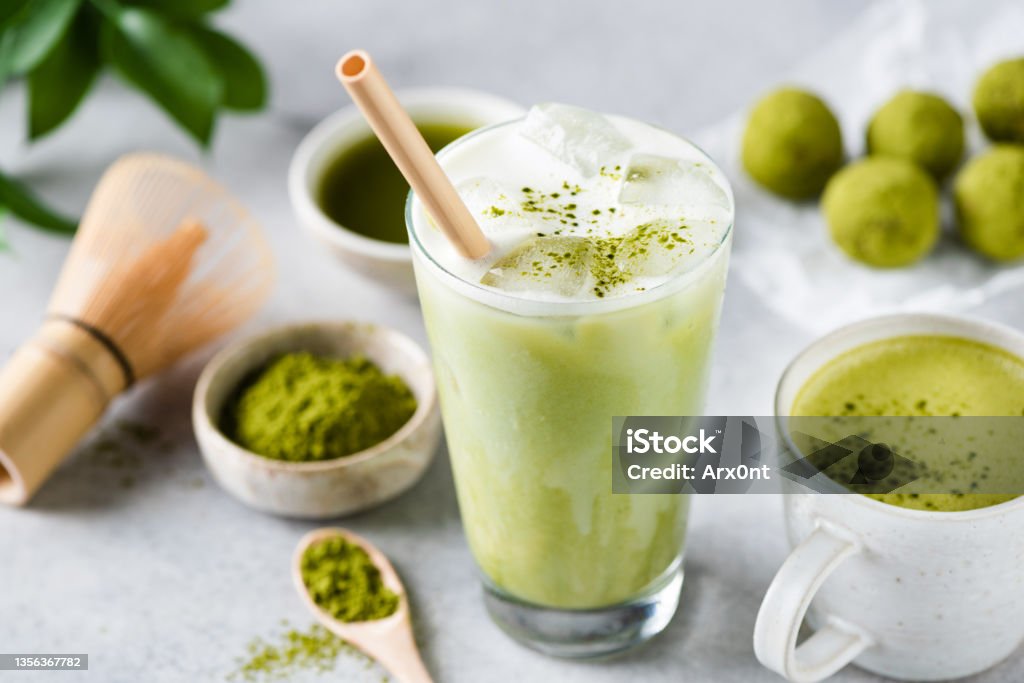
225, 353, 417, 462
81, 419, 173, 490
301, 536, 400, 622
230, 622, 366, 681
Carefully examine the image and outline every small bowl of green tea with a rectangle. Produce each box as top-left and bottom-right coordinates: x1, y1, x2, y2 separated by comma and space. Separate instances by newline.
192, 321, 441, 518
289, 88, 523, 295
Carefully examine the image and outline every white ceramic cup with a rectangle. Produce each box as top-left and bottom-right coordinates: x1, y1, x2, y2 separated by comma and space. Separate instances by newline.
754, 313, 1024, 682
289, 87, 524, 296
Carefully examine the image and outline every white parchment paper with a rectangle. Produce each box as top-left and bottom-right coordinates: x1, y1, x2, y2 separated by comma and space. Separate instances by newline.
694, 0, 1024, 333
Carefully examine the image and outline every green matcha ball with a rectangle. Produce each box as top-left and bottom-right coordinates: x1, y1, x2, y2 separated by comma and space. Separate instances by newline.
822, 157, 939, 268
973, 58, 1024, 143
742, 88, 844, 199
953, 145, 1024, 261
866, 90, 964, 180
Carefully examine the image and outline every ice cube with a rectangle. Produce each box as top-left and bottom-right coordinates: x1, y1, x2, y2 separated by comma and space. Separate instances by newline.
456, 177, 543, 235
457, 177, 517, 227
481, 236, 592, 297
519, 103, 631, 178
613, 220, 694, 277
618, 154, 730, 220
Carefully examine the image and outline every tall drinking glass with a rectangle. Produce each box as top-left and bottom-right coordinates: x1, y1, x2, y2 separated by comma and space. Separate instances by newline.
407, 115, 734, 657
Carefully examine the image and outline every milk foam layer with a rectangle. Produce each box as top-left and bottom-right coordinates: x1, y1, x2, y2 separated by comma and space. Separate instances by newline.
409, 105, 734, 303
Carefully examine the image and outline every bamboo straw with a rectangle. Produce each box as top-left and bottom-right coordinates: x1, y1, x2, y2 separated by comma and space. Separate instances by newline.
335, 49, 490, 260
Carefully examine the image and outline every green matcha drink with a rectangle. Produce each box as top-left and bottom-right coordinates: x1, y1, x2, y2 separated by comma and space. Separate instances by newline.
318, 122, 473, 243
791, 334, 1024, 511
407, 104, 733, 654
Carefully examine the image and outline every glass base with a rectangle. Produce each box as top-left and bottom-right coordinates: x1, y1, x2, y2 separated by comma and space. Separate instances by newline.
482, 560, 684, 659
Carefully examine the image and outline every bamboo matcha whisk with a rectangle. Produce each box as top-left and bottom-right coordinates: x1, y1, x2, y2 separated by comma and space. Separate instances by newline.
0, 153, 274, 506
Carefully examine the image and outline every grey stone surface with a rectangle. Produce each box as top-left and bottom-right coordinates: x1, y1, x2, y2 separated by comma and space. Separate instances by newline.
0, 1, 1021, 680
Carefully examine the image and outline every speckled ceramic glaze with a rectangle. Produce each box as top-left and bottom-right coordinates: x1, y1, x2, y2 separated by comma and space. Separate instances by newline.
193, 321, 441, 519
756, 314, 1024, 682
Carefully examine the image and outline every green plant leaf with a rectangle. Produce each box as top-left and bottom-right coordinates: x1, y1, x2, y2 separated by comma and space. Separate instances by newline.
0, 170, 77, 235
188, 25, 265, 111
122, 0, 228, 20
100, 6, 220, 145
28, 10, 101, 139
0, 28, 16, 85
0, 206, 9, 252
0, 0, 33, 29
6, 0, 81, 76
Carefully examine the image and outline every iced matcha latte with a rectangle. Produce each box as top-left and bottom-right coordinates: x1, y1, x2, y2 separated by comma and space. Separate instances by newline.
407, 104, 733, 656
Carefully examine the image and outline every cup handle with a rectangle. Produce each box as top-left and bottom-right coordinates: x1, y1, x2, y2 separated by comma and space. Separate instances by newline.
753, 522, 873, 683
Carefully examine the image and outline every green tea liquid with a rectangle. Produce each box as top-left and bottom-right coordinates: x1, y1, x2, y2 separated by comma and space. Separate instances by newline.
792, 335, 1024, 511
317, 122, 473, 243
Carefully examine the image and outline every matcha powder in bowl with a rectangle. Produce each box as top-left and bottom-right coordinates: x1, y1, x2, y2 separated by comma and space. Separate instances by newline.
225, 352, 417, 462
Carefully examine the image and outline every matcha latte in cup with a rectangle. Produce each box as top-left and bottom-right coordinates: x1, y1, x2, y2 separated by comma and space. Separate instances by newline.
755, 314, 1024, 682
407, 104, 734, 657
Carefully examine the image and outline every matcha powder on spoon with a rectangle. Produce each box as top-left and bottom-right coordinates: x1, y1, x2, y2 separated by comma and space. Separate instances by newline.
302, 536, 400, 622
225, 353, 417, 461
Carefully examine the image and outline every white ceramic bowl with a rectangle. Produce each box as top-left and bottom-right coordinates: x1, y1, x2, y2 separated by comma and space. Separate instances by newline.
192, 321, 441, 519
289, 87, 524, 296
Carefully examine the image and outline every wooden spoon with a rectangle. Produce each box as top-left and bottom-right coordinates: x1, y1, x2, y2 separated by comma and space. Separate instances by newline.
292, 527, 433, 683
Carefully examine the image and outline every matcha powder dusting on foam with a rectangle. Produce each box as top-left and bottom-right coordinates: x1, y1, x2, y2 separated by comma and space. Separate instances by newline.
225, 352, 417, 461
302, 536, 400, 622
423, 103, 732, 303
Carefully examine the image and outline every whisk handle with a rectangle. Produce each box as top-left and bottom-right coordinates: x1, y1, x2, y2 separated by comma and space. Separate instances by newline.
0, 321, 126, 505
